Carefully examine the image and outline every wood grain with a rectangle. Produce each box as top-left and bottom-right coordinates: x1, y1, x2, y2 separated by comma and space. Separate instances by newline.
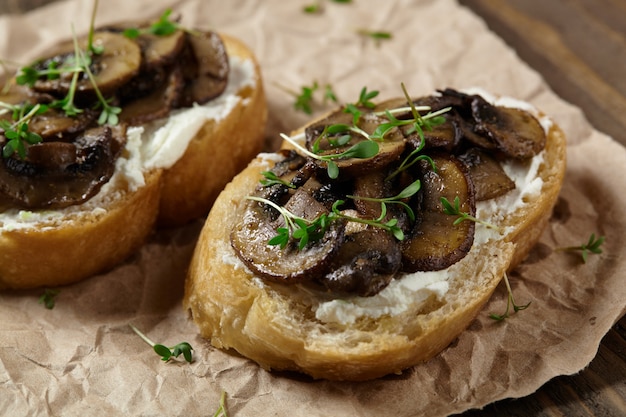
458, 0, 626, 146
457, 1, 626, 416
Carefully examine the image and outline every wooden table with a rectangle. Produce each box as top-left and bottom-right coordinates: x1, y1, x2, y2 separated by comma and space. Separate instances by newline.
2, 0, 625, 416
456, 1, 626, 416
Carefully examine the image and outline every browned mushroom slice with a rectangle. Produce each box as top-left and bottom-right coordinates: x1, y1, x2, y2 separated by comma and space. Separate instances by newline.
374, 96, 459, 151
401, 155, 475, 272
305, 110, 406, 177
28, 107, 99, 141
457, 147, 515, 201
318, 227, 402, 297
119, 65, 184, 125
471, 95, 546, 159
230, 185, 345, 283
0, 125, 122, 209
178, 31, 229, 107
32, 32, 141, 101
136, 29, 186, 69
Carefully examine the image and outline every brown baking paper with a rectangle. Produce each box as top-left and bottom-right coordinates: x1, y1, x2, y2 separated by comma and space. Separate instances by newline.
1, 0, 625, 416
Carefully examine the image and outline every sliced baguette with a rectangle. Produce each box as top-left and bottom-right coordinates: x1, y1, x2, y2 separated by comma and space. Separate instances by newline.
0, 33, 266, 290
183, 94, 566, 381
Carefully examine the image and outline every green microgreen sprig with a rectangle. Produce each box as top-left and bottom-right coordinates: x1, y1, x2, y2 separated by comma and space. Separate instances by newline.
129, 324, 194, 363
332, 199, 406, 240
247, 195, 332, 250
38, 288, 60, 310
347, 178, 421, 222
280, 132, 378, 179
123, 9, 180, 39
260, 171, 296, 188
303, 0, 352, 14
441, 196, 501, 231
0, 102, 45, 158
555, 233, 605, 263
489, 272, 531, 321
87, 0, 103, 55
72, 40, 121, 125
277, 81, 338, 114
212, 391, 229, 417
247, 194, 406, 250
343, 86, 379, 125
356, 29, 393, 46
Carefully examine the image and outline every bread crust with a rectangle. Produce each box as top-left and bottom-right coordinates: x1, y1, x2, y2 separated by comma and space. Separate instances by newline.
184, 105, 566, 381
0, 34, 266, 289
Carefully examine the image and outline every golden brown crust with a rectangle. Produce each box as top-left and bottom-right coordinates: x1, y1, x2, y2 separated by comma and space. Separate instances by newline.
0, 34, 267, 289
0, 170, 162, 289
157, 34, 267, 227
184, 105, 567, 381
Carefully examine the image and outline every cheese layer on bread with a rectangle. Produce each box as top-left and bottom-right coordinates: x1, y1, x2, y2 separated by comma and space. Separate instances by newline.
0, 56, 255, 231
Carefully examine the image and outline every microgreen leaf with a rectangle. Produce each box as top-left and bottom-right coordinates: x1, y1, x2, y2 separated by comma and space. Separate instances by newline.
294, 81, 319, 114
348, 179, 421, 222
357, 29, 393, 46
555, 233, 605, 263
123, 9, 180, 39
489, 273, 531, 321
1, 103, 44, 159
260, 171, 296, 188
355, 86, 379, 108
129, 324, 194, 363
280, 132, 378, 179
38, 288, 60, 309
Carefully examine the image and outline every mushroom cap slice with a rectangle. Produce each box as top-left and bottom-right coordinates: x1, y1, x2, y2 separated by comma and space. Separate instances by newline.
230, 192, 346, 283
471, 95, 546, 159
179, 31, 229, 107
0, 125, 124, 208
457, 147, 515, 201
318, 227, 402, 297
305, 110, 406, 177
401, 155, 475, 272
32, 32, 142, 100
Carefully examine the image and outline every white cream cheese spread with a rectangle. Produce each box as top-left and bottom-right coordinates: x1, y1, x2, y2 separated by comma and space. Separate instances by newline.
225, 90, 550, 325
0, 55, 255, 231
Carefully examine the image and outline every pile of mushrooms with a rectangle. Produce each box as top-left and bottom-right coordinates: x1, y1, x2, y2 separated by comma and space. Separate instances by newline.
231, 89, 546, 297
0, 18, 229, 209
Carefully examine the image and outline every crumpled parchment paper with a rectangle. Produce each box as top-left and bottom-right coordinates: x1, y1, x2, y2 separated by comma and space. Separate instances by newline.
1, 0, 624, 416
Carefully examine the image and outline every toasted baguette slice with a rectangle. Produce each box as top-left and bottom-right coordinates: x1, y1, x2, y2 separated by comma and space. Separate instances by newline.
183, 93, 566, 381
0, 34, 266, 290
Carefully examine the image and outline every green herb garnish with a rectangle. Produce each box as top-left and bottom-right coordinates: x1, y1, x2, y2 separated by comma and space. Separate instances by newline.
357, 29, 392, 45
277, 81, 338, 114
303, 0, 352, 14
280, 132, 378, 179
0, 103, 45, 159
489, 273, 531, 321
123, 9, 180, 39
348, 179, 421, 222
248, 194, 405, 250
87, 0, 103, 55
212, 391, 229, 417
555, 233, 605, 263
441, 196, 500, 231
38, 288, 60, 309
129, 324, 194, 363
260, 171, 296, 188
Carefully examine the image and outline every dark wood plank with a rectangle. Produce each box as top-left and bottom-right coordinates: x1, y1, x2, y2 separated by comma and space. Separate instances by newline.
458, 0, 626, 146
457, 1, 626, 415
